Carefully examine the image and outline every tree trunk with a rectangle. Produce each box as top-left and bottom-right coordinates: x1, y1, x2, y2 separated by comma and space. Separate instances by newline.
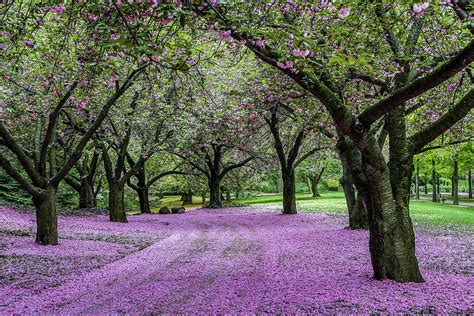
310, 168, 324, 197
414, 166, 420, 200
363, 157, 423, 282
201, 192, 206, 204
424, 174, 428, 194
453, 160, 459, 205
79, 178, 95, 209
432, 162, 437, 202
338, 148, 368, 229
208, 178, 221, 208
282, 169, 297, 214
108, 181, 127, 222
306, 177, 313, 195
33, 186, 58, 245
469, 170, 472, 199
138, 186, 151, 213
437, 175, 441, 201
349, 194, 369, 229
182, 190, 193, 205
225, 190, 231, 201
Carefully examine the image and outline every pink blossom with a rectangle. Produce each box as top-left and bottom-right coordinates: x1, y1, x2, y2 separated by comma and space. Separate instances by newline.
276, 61, 294, 69
49, 5, 65, 14
255, 40, 265, 47
292, 48, 311, 57
338, 7, 350, 19
413, 3, 429, 14
217, 30, 232, 41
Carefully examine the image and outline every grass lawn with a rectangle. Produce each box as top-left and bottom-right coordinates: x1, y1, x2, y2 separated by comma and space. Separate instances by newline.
234, 192, 474, 228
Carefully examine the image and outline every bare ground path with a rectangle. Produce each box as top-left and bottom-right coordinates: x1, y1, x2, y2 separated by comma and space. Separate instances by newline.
1, 206, 472, 313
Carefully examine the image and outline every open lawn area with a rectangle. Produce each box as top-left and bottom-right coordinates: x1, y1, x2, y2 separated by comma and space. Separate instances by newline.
234, 192, 474, 229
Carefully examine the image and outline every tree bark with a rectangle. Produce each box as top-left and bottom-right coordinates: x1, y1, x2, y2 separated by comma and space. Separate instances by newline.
469, 170, 472, 199
137, 186, 151, 213
424, 174, 428, 194
208, 178, 221, 208
432, 161, 437, 202
414, 166, 420, 200
453, 160, 459, 205
182, 190, 193, 205
338, 144, 368, 229
363, 156, 423, 282
108, 181, 127, 222
33, 186, 58, 245
310, 167, 324, 197
79, 178, 95, 209
282, 169, 297, 214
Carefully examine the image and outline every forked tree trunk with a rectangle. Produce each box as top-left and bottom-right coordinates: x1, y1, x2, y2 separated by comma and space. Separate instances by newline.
453, 160, 459, 205
282, 169, 297, 214
79, 178, 95, 209
33, 186, 58, 245
108, 181, 127, 222
137, 186, 151, 213
225, 191, 231, 201
208, 178, 221, 208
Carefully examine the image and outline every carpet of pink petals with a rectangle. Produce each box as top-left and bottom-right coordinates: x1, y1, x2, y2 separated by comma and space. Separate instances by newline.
0, 205, 472, 314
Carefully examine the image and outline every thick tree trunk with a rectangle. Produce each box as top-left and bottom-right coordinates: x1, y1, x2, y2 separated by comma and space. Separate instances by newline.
108, 181, 127, 222
414, 166, 420, 200
33, 186, 58, 245
137, 187, 151, 213
363, 157, 423, 282
79, 178, 95, 209
208, 178, 221, 208
282, 169, 297, 214
453, 160, 459, 205
469, 170, 472, 199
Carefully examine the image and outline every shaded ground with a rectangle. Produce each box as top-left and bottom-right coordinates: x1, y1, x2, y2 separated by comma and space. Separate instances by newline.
0, 205, 472, 313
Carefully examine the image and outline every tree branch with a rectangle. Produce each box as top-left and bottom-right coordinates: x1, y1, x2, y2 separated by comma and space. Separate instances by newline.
410, 89, 474, 153
359, 40, 474, 127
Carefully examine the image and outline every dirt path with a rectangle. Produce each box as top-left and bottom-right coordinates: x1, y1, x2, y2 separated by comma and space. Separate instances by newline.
1, 207, 472, 313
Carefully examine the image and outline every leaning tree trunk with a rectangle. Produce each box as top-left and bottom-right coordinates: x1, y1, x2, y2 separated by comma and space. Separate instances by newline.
338, 148, 368, 229
349, 194, 369, 229
108, 181, 127, 222
33, 186, 58, 245
453, 160, 459, 205
79, 178, 95, 209
137, 186, 151, 213
282, 169, 297, 214
208, 178, 222, 208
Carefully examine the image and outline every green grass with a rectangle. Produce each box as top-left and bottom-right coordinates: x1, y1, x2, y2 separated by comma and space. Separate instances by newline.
234, 192, 474, 228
